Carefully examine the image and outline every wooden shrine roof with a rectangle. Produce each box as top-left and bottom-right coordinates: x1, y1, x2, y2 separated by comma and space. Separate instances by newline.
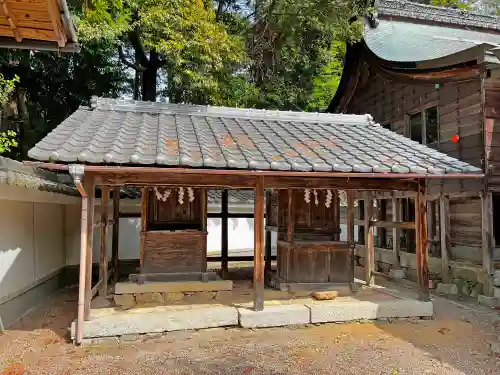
0, 0, 77, 52
27, 96, 481, 176
365, 0, 500, 65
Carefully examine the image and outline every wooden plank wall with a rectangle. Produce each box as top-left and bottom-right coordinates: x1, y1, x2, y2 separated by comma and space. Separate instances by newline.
346, 70, 485, 263
484, 78, 500, 187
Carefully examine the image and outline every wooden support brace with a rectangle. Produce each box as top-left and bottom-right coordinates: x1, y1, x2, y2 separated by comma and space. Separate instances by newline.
391, 195, 402, 270
347, 191, 355, 281
253, 177, 265, 311
200, 188, 208, 272
99, 186, 109, 296
111, 187, 120, 283
364, 192, 374, 286
264, 191, 272, 285
416, 180, 430, 301
139, 187, 148, 272
439, 194, 451, 283
221, 189, 229, 277
481, 191, 494, 296
84, 176, 95, 320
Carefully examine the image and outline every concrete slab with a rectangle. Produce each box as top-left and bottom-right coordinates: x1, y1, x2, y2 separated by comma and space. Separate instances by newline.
71, 305, 238, 339
308, 299, 433, 324
238, 305, 310, 328
115, 280, 233, 294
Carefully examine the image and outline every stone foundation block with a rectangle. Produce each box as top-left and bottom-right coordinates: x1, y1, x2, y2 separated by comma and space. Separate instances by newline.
71, 306, 239, 339
114, 294, 136, 308
435, 283, 458, 296
81, 336, 119, 346
120, 334, 141, 342
308, 300, 433, 324
494, 270, 500, 287
215, 291, 233, 300
135, 292, 164, 305
162, 292, 184, 302
388, 269, 406, 279
238, 305, 310, 328
477, 295, 499, 308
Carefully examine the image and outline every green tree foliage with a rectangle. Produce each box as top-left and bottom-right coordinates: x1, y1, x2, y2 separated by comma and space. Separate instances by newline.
0, 74, 19, 154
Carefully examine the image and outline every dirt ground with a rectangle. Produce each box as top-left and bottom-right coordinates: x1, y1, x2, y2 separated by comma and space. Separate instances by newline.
1, 287, 500, 375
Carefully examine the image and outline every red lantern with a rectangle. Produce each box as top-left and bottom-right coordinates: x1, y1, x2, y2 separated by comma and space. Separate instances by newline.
451, 135, 460, 143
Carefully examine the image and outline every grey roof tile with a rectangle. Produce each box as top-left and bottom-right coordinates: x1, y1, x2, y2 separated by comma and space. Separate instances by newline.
27, 97, 481, 176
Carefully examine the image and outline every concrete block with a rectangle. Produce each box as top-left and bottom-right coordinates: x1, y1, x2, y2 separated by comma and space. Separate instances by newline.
308, 300, 433, 324
162, 292, 184, 302
388, 269, 406, 279
71, 306, 238, 339
113, 294, 136, 308
115, 280, 233, 294
494, 287, 500, 299
215, 291, 233, 301
435, 283, 458, 296
135, 292, 164, 305
477, 295, 499, 308
238, 305, 310, 328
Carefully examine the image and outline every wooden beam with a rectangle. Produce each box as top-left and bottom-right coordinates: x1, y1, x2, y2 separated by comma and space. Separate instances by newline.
341, 219, 415, 229
139, 187, 148, 272
46, 0, 66, 47
481, 191, 494, 296
254, 176, 265, 311
0, 0, 21, 42
347, 190, 355, 281
439, 194, 450, 283
84, 176, 95, 320
99, 186, 109, 296
416, 180, 430, 301
391, 195, 402, 270
221, 189, 229, 277
364, 192, 374, 286
201, 188, 207, 272
111, 187, 120, 283
287, 189, 295, 243
264, 190, 272, 285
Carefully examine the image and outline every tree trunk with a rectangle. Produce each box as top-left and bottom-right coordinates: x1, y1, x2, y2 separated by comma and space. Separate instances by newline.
141, 50, 159, 102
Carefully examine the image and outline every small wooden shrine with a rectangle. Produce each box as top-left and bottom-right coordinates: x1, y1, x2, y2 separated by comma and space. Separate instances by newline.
141, 187, 207, 274
267, 189, 352, 288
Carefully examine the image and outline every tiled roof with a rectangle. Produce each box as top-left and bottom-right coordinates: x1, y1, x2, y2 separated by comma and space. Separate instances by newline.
28, 97, 481, 175
0, 156, 76, 195
375, 0, 500, 31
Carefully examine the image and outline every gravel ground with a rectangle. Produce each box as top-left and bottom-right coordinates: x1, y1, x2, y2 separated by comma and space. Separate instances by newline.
1, 287, 500, 375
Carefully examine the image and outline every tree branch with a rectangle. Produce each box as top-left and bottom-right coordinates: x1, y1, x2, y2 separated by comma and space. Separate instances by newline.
118, 46, 146, 72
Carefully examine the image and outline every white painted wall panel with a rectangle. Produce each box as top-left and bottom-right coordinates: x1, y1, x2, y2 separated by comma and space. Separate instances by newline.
0, 200, 35, 300
34, 203, 65, 280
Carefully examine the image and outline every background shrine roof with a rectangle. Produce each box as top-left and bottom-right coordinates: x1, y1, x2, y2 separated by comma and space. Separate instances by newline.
28, 97, 481, 175
366, 0, 500, 64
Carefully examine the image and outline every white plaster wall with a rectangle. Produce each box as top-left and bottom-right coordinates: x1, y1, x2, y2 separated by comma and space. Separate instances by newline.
0, 199, 66, 301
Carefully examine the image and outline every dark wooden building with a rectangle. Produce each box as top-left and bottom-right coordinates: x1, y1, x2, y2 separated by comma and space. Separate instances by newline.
330, 0, 500, 296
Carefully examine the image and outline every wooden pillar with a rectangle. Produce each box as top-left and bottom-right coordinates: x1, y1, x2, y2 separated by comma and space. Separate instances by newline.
139, 187, 148, 272
264, 191, 272, 284
358, 199, 365, 244
84, 176, 95, 320
99, 186, 110, 296
439, 194, 451, 283
253, 177, 265, 311
200, 188, 208, 272
378, 199, 387, 248
364, 192, 374, 286
347, 191, 355, 281
221, 189, 229, 277
416, 180, 430, 301
287, 189, 295, 243
333, 191, 340, 241
111, 187, 120, 283
481, 191, 494, 296
391, 195, 402, 270
76, 190, 88, 343
428, 201, 437, 257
